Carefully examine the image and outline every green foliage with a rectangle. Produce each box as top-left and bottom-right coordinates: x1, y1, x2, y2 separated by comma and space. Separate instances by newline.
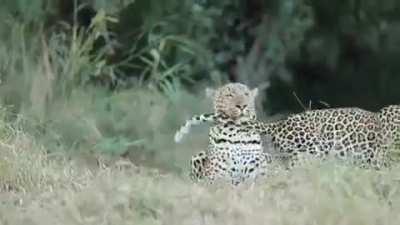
45, 11, 117, 96
109, 0, 223, 89
0, 0, 52, 24
95, 137, 145, 155
273, 0, 400, 112
0, 0, 218, 168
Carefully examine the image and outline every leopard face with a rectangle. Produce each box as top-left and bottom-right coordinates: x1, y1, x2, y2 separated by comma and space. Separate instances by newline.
207, 83, 258, 121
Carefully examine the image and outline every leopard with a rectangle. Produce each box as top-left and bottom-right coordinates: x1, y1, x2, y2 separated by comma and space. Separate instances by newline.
377, 105, 400, 163
176, 82, 400, 183
245, 107, 389, 169
174, 83, 273, 185
240, 103, 400, 169
179, 103, 390, 171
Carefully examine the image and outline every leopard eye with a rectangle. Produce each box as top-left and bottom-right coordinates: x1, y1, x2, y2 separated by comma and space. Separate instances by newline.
226, 93, 234, 98
244, 92, 249, 96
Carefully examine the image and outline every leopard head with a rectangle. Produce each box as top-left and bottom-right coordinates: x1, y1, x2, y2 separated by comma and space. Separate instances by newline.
206, 83, 258, 121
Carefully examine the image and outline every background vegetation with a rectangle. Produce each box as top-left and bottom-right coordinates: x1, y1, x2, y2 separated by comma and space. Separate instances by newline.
1, 0, 400, 224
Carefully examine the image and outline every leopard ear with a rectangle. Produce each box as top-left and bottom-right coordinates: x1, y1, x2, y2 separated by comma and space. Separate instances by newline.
251, 88, 259, 98
205, 87, 216, 99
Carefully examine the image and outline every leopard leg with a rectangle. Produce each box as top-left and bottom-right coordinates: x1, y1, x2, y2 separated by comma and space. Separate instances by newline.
254, 153, 273, 178
189, 151, 207, 182
239, 152, 272, 185
203, 153, 233, 185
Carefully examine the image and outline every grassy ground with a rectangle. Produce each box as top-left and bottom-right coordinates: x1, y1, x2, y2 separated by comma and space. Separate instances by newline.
1, 122, 400, 225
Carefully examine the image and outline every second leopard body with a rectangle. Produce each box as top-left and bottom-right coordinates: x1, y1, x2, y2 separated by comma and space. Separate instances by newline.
251, 107, 388, 168
266, 105, 400, 168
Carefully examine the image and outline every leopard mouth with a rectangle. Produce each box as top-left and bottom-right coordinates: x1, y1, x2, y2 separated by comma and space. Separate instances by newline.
238, 111, 252, 120
239, 109, 250, 116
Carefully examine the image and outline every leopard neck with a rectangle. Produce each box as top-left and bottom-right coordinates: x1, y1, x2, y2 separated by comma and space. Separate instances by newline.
215, 113, 256, 123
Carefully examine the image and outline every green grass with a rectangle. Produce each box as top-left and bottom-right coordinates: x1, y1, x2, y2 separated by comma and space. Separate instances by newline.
0, 8, 211, 172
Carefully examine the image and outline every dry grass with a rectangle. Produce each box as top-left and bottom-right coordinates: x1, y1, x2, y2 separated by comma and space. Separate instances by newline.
1, 128, 400, 225
0, 131, 94, 194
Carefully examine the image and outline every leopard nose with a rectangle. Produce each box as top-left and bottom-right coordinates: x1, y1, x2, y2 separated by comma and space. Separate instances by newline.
235, 104, 247, 109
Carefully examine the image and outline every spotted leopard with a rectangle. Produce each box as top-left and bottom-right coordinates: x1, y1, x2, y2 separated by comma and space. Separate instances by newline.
174, 83, 272, 185
377, 105, 400, 163
245, 102, 400, 169
181, 104, 389, 170
245, 107, 389, 169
